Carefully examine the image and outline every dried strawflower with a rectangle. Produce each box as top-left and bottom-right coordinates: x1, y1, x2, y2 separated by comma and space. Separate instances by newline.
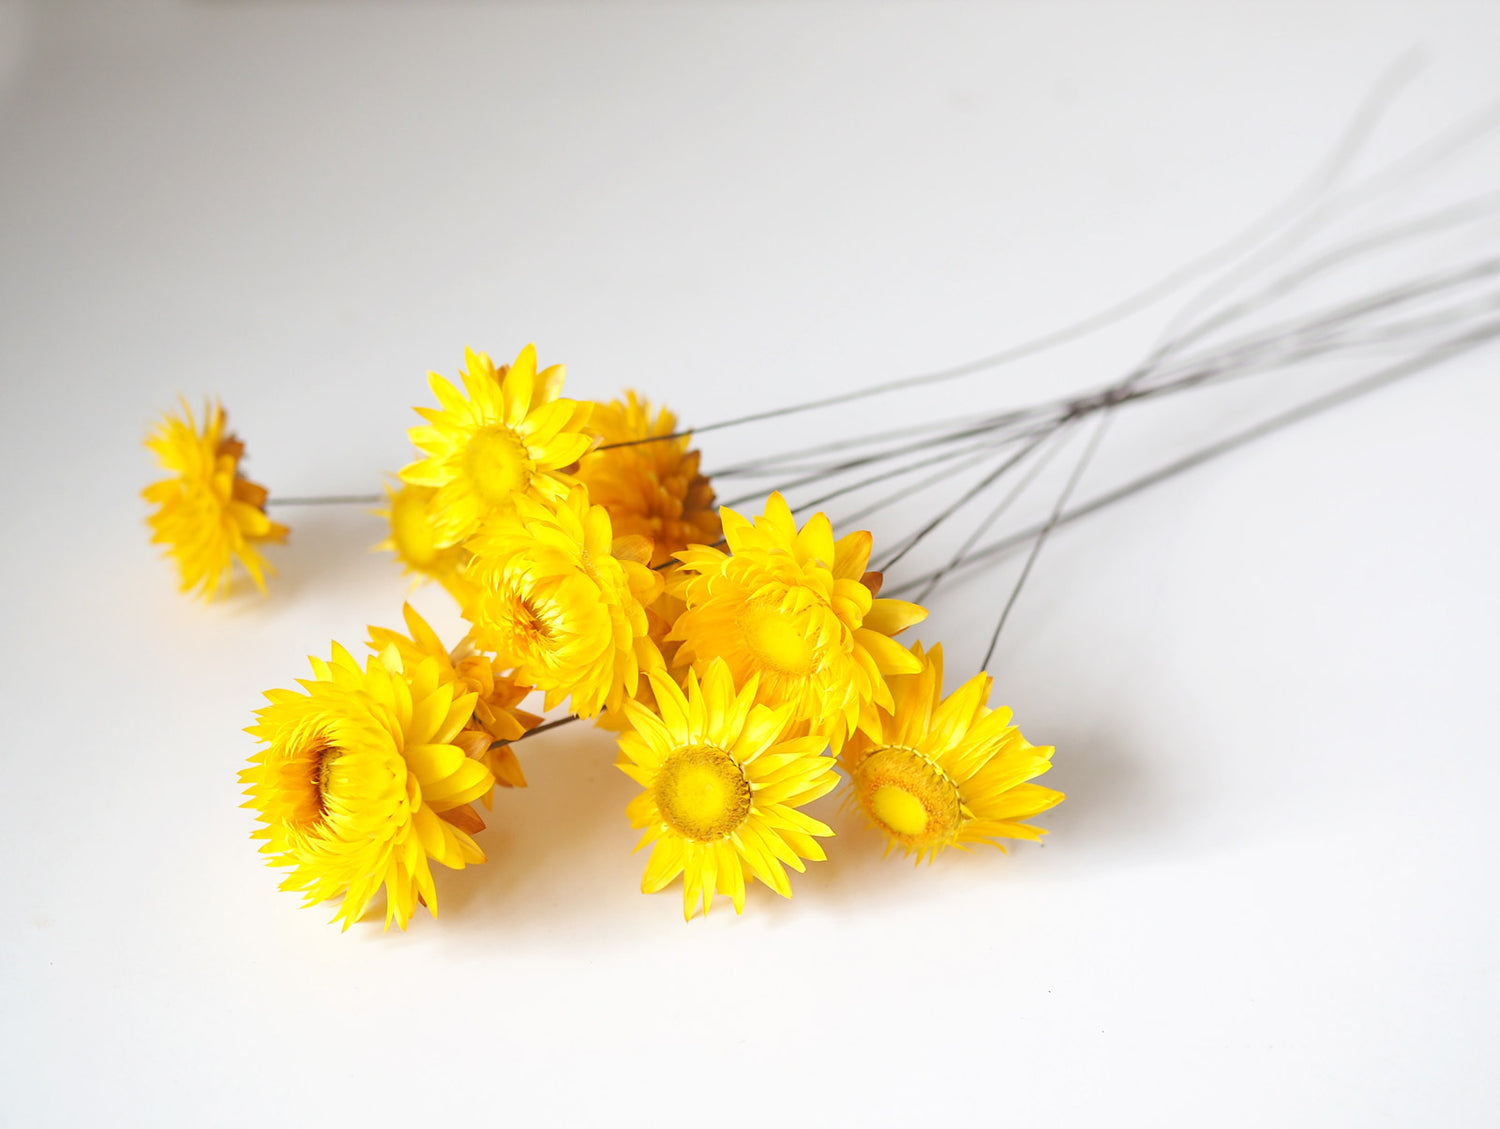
374, 481, 477, 606
367, 602, 539, 793
618, 660, 836, 919
241, 643, 494, 929
669, 492, 928, 750
143, 400, 287, 599
465, 486, 663, 718
575, 391, 720, 567
400, 345, 594, 547
841, 641, 1061, 861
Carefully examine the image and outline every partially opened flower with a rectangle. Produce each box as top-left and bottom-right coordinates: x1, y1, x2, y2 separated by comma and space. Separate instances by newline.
574, 391, 720, 567
374, 482, 477, 606
143, 399, 288, 600
669, 492, 928, 750
841, 641, 1061, 862
368, 602, 540, 793
465, 486, 664, 718
400, 345, 594, 547
618, 660, 837, 919
241, 642, 494, 929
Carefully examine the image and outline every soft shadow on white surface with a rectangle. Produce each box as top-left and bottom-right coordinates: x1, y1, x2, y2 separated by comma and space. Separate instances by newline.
260, 505, 389, 605
435, 725, 640, 938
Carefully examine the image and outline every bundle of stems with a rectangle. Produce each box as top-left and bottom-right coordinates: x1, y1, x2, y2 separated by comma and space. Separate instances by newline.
271, 63, 1500, 696
633, 72, 1500, 669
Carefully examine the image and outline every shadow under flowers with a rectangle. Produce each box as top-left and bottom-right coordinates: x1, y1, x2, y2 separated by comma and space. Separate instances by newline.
434, 720, 648, 939
255, 503, 391, 606
419, 709, 1166, 936
750, 717, 1161, 922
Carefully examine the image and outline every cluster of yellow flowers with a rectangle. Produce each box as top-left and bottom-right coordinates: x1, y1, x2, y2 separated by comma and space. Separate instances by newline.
145, 345, 1062, 926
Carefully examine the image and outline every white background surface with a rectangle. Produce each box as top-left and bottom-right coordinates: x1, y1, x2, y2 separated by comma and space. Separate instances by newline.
2, 2, 1498, 1126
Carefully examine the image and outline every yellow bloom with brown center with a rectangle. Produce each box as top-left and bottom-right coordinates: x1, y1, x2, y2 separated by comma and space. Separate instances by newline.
841, 641, 1062, 861
574, 391, 720, 568
669, 492, 928, 751
143, 400, 288, 600
368, 603, 540, 794
373, 482, 478, 607
465, 487, 664, 718
241, 642, 495, 930
400, 345, 594, 548
618, 660, 836, 919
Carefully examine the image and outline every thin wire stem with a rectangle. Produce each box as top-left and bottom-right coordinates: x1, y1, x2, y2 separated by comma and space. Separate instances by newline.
911, 422, 1082, 604
490, 715, 582, 749
267, 494, 382, 507
789, 419, 1065, 515
593, 57, 1440, 452
886, 320, 1500, 598
836, 445, 1011, 528
875, 425, 1064, 572
980, 412, 1114, 668
706, 406, 1034, 478
720, 411, 1043, 508
719, 253, 1500, 529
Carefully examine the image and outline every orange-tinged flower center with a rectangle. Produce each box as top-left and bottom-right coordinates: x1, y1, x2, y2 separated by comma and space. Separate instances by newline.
654, 745, 751, 841
515, 597, 552, 643
853, 746, 962, 850
741, 598, 818, 677
314, 747, 339, 813
478, 585, 559, 666
463, 425, 532, 503
268, 740, 343, 829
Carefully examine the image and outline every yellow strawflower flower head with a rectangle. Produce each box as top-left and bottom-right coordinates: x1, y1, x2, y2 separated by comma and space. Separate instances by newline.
669, 492, 929, 751
574, 391, 721, 568
367, 602, 540, 795
841, 641, 1062, 862
142, 399, 288, 600
240, 642, 495, 930
464, 486, 665, 718
400, 345, 594, 548
618, 659, 837, 919
374, 482, 478, 607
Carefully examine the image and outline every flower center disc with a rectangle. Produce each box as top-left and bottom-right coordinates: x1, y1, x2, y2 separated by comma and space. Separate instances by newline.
654, 746, 752, 841
870, 785, 929, 837
484, 586, 556, 664
463, 425, 532, 503
391, 490, 441, 566
854, 746, 962, 850
742, 600, 818, 677
273, 741, 342, 829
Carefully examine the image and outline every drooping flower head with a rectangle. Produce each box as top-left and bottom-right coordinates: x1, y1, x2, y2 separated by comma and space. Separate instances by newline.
368, 602, 540, 793
241, 642, 495, 929
618, 660, 837, 919
464, 486, 664, 718
574, 391, 720, 568
400, 345, 594, 548
669, 492, 928, 750
841, 641, 1062, 862
374, 482, 477, 607
143, 399, 288, 600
